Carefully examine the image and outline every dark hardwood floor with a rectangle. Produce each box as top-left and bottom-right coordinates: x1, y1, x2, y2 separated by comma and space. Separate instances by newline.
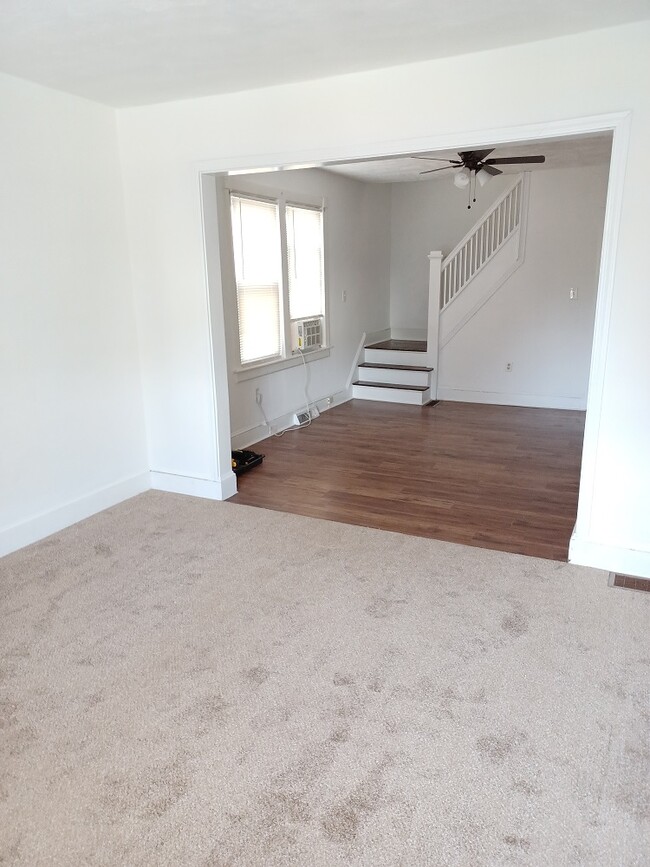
366, 339, 428, 352
230, 400, 586, 561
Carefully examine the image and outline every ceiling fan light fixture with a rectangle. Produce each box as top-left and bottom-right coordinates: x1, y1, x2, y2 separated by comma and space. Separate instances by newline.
453, 169, 470, 189
477, 168, 491, 187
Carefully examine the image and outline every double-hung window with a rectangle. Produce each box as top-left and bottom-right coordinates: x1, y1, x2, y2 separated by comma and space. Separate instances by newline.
230, 190, 326, 370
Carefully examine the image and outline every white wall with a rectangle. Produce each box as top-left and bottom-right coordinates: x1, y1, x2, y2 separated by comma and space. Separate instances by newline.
435, 165, 608, 408
389, 173, 511, 333
215, 168, 391, 445
117, 22, 650, 574
0, 73, 148, 556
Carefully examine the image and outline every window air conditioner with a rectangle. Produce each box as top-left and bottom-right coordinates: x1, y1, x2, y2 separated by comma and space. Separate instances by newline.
291, 317, 323, 354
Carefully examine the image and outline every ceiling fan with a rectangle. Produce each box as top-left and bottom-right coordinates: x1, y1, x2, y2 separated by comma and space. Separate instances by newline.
416, 148, 545, 207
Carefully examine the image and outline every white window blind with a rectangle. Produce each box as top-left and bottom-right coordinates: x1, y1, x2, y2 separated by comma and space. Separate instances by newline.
286, 204, 324, 321
230, 195, 282, 365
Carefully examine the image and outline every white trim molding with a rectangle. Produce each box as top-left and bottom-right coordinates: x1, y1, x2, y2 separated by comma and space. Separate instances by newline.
231, 389, 350, 449
150, 471, 237, 501
347, 333, 368, 390
194, 112, 631, 180
0, 472, 151, 559
569, 532, 650, 579
572, 112, 632, 541
199, 174, 239, 509
365, 328, 392, 345
389, 328, 428, 341
436, 388, 586, 410
198, 110, 633, 565
235, 347, 330, 382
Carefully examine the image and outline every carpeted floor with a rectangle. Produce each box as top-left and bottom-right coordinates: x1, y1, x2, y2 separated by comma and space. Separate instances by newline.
1, 491, 648, 866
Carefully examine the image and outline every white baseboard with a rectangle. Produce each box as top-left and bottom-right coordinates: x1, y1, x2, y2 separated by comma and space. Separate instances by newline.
437, 387, 586, 410
347, 333, 368, 390
569, 533, 650, 578
364, 327, 392, 346
0, 471, 151, 559
150, 470, 237, 501
389, 327, 428, 341
231, 390, 351, 450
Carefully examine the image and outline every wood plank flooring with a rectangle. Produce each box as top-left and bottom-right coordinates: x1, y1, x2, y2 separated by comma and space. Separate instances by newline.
230, 400, 586, 561
366, 339, 427, 351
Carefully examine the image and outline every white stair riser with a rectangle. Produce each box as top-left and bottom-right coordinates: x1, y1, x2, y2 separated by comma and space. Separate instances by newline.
364, 348, 428, 366
352, 384, 431, 405
357, 366, 430, 387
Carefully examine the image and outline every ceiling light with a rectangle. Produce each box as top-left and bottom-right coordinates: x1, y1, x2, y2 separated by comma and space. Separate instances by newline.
477, 169, 491, 187
453, 169, 470, 189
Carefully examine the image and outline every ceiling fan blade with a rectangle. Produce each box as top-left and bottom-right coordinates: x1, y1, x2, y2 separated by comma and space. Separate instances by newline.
481, 164, 502, 177
484, 155, 546, 165
458, 149, 494, 162
414, 157, 462, 164
419, 166, 455, 175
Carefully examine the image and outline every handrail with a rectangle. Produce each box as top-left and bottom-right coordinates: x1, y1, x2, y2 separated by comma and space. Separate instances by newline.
442, 174, 522, 269
441, 174, 524, 311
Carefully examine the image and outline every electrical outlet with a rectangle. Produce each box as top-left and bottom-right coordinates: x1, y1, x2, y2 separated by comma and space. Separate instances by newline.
342, 290, 347, 303
327, 396, 333, 406
255, 388, 262, 404
506, 362, 513, 372
569, 287, 578, 301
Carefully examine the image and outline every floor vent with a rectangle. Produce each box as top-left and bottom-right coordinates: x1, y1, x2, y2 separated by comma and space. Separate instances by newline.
610, 573, 650, 593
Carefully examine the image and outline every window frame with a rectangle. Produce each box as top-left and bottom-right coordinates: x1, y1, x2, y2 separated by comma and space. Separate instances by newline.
226, 181, 330, 380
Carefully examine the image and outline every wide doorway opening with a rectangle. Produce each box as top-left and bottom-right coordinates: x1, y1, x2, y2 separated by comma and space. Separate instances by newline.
203, 123, 618, 561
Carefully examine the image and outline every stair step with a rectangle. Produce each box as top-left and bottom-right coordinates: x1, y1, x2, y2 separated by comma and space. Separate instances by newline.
364, 348, 429, 366
359, 362, 433, 372
352, 382, 432, 406
356, 364, 430, 387
365, 339, 427, 352
353, 381, 428, 392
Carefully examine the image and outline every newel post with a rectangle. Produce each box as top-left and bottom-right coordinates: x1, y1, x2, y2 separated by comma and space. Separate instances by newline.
427, 251, 443, 399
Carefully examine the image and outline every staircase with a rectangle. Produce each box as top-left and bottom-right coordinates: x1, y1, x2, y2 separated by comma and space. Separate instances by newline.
352, 174, 528, 408
352, 339, 434, 405
423, 173, 528, 401
437, 173, 527, 349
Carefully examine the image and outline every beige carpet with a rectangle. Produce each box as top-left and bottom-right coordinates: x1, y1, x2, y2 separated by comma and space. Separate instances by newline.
1, 491, 648, 866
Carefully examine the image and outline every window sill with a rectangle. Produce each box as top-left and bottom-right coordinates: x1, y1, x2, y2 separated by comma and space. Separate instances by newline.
234, 347, 331, 382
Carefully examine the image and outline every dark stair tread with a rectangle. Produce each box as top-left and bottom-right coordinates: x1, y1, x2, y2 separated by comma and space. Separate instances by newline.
359, 362, 433, 372
353, 380, 429, 392
365, 339, 427, 352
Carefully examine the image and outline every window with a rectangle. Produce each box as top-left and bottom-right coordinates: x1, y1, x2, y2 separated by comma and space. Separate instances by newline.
230, 195, 283, 365
230, 191, 326, 369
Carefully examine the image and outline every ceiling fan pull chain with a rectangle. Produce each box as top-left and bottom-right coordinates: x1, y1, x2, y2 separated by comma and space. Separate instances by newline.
467, 171, 474, 209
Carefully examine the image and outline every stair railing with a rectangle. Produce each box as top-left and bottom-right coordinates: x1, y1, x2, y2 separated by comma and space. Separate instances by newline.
440, 175, 524, 311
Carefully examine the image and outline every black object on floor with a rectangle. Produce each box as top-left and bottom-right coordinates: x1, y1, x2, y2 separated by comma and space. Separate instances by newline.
231, 449, 265, 476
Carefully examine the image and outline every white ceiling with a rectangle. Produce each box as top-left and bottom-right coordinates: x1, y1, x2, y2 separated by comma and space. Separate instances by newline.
323, 134, 613, 184
0, 1, 649, 107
